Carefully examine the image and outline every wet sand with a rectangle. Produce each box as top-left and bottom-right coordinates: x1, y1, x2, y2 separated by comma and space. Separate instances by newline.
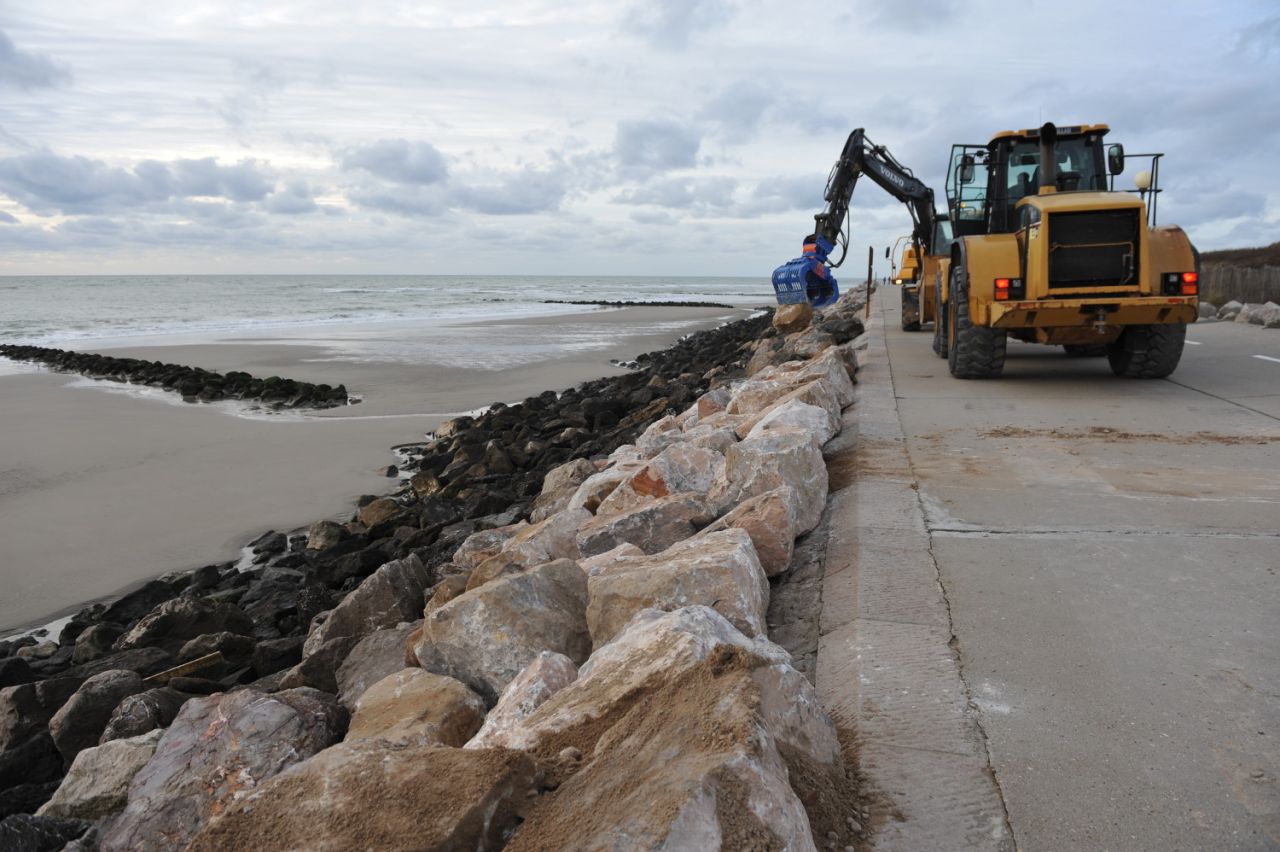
0, 306, 747, 633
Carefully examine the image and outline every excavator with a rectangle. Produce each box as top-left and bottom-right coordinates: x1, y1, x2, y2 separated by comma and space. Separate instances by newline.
773, 123, 1200, 378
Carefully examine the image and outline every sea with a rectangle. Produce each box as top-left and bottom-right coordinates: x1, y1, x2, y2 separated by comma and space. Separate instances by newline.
0, 274, 769, 357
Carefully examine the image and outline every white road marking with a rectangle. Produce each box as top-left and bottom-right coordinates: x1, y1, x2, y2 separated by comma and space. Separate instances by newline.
1185, 340, 1202, 345
1254, 355, 1280, 365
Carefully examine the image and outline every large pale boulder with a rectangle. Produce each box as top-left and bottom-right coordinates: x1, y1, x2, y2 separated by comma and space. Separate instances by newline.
499, 607, 838, 851
566, 462, 645, 514
483, 606, 786, 752
576, 492, 709, 558
530, 458, 597, 522
335, 622, 421, 710
745, 397, 838, 446
497, 507, 590, 566
796, 343, 857, 405
681, 422, 739, 454
595, 445, 725, 516
635, 415, 685, 458
37, 730, 162, 821
717, 428, 827, 534
1217, 299, 1243, 319
466, 652, 577, 750
698, 486, 799, 577
772, 301, 813, 333
302, 554, 431, 658
346, 668, 485, 747
187, 742, 537, 852
696, 386, 731, 418
413, 558, 590, 703
48, 670, 145, 763
453, 522, 527, 569
99, 687, 347, 852
585, 529, 769, 648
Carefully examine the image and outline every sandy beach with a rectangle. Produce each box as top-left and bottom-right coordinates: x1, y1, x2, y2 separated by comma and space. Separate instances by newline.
0, 305, 748, 633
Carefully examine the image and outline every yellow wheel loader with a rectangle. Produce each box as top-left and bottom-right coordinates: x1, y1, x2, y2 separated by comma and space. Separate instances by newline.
778, 123, 1200, 379
936, 122, 1199, 378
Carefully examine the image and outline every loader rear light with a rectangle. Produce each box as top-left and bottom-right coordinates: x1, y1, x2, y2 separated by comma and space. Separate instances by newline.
1163, 272, 1197, 296
993, 277, 1024, 300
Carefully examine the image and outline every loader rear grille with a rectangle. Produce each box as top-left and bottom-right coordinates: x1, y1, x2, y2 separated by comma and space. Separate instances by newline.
1048, 210, 1141, 290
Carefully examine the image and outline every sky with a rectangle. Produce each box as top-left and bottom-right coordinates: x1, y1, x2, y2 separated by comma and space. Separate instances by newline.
0, 1, 1277, 276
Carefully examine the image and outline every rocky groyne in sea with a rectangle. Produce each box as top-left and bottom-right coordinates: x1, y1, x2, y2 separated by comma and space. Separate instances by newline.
0, 344, 355, 409
0, 297, 867, 851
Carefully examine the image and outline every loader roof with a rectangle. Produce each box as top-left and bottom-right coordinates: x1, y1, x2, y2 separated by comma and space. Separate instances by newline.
989, 124, 1110, 144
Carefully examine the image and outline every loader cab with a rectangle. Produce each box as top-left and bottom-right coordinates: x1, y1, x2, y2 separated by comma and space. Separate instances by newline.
947, 124, 1110, 237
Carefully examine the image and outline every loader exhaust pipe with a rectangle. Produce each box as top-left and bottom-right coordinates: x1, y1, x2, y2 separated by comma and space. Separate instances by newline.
1038, 122, 1057, 192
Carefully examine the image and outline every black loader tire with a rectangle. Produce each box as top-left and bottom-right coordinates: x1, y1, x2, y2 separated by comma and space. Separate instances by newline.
1063, 344, 1107, 357
932, 275, 949, 358
947, 265, 1006, 378
1106, 324, 1186, 378
901, 288, 922, 331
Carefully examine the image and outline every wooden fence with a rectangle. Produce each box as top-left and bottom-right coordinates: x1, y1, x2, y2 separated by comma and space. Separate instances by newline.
1200, 264, 1280, 306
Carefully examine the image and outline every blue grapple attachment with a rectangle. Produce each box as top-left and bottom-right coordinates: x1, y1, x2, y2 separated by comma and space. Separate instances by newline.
772, 235, 840, 308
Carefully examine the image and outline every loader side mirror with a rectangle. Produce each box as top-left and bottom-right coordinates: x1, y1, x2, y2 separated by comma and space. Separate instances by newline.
959, 155, 975, 184
1107, 144, 1125, 175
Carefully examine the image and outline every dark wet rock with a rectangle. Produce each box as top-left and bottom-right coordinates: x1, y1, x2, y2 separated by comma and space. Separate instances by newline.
0, 811, 90, 847
0, 658, 34, 689
98, 687, 348, 851
48, 670, 146, 763
98, 687, 189, 745
166, 677, 223, 695
249, 530, 288, 555
0, 782, 61, 820
177, 632, 255, 666
97, 580, 177, 629
113, 598, 254, 655
0, 345, 354, 410
65, 647, 172, 681
0, 678, 81, 753
70, 624, 124, 666
0, 732, 63, 790
251, 635, 305, 677
278, 635, 361, 694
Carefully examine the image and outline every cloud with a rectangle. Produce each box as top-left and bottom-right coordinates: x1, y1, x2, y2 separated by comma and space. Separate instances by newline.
746, 175, 827, 215
1237, 14, 1280, 61
614, 119, 702, 177
0, 150, 274, 215
855, 0, 958, 31
0, 210, 17, 224
700, 80, 775, 139
615, 176, 737, 213
623, 0, 736, 49
263, 180, 319, 214
451, 165, 570, 215
342, 139, 449, 185
0, 29, 71, 90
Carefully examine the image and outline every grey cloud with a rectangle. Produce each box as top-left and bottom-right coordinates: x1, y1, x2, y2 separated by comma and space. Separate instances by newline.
342, 139, 449, 185
614, 119, 702, 177
0, 150, 274, 215
856, 0, 958, 31
263, 180, 319, 214
346, 185, 448, 218
0, 29, 71, 90
1238, 14, 1280, 61
746, 175, 826, 215
0, 210, 17, 224
451, 165, 569, 215
700, 80, 775, 139
623, 0, 736, 49
616, 176, 737, 212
